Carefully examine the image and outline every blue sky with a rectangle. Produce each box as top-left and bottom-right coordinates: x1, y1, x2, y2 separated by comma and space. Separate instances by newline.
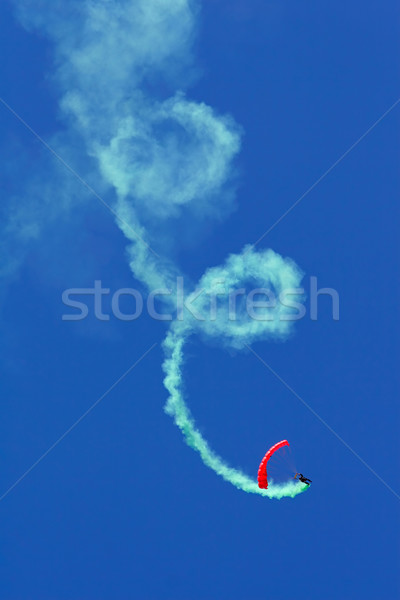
1, 1, 399, 599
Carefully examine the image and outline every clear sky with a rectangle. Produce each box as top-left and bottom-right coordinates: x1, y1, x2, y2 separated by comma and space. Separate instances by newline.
1, 1, 399, 599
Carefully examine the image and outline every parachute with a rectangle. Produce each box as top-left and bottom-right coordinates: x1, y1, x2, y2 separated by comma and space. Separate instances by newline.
257, 440, 290, 489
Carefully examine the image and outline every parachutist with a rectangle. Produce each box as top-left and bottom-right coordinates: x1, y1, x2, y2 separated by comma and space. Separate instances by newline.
295, 473, 312, 485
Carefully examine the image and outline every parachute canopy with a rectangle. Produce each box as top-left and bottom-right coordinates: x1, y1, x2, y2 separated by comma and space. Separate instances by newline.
257, 440, 290, 489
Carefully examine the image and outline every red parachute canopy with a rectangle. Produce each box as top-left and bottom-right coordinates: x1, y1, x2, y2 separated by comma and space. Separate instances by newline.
257, 440, 290, 489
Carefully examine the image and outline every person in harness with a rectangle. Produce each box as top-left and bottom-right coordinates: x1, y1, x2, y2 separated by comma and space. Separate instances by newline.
294, 473, 312, 485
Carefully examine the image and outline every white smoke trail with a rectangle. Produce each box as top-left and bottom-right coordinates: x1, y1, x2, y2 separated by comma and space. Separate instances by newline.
10, 0, 308, 498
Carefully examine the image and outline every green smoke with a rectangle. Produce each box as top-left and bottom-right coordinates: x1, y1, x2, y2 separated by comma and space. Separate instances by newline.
10, 0, 309, 499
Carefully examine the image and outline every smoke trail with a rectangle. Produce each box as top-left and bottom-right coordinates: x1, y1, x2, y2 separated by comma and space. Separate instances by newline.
10, 0, 309, 498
